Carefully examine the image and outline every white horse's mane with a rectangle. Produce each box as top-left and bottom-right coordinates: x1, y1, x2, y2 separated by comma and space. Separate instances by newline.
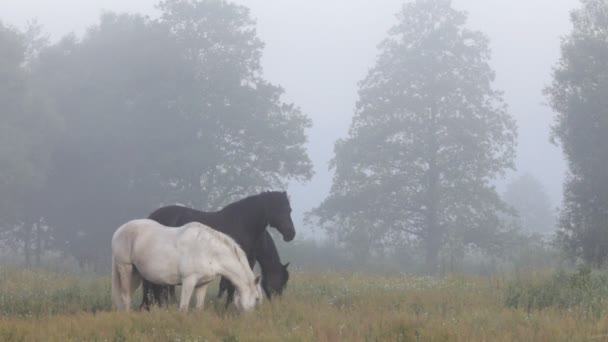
188, 222, 248, 269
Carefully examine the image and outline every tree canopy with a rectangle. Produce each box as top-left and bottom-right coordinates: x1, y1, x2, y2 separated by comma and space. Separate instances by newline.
546, 0, 608, 266
0, 22, 60, 225
4, 0, 312, 268
309, 0, 517, 272
502, 173, 556, 237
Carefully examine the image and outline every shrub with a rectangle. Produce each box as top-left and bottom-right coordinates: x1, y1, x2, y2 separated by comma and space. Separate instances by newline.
504, 266, 608, 317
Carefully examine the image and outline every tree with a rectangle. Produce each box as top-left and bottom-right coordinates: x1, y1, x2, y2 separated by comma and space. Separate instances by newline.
0, 22, 30, 227
157, 0, 312, 205
35, 1, 312, 269
309, 0, 516, 273
545, 0, 608, 266
502, 173, 556, 237
0, 22, 60, 267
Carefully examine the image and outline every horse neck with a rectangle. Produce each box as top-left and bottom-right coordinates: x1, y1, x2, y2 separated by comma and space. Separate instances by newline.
221, 196, 268, 237
255, 236, 282, 277
259, 256, 282, 278
217, 249, 254, 294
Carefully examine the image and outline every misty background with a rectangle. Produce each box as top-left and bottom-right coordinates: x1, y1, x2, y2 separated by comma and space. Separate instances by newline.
2, 0, 573, 237
6, 0, 603, 275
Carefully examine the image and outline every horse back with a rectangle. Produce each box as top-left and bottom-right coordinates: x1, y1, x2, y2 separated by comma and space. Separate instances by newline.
148, 205, 188, 227
148, 205, 222, 228
112, 219, 159, 262
147, 205, 258, 262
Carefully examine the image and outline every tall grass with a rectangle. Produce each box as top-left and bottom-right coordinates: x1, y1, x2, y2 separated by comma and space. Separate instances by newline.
1, 268, 608, 341
0, 267, 112, 317
505, 266, 608, 317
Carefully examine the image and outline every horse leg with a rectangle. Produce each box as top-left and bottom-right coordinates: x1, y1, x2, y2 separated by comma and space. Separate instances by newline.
161, 285, 172, 307
153, 285, 162, 307
150, 284, 164, 307
117, 263, 134, 311
218, 276, 229, 298
225, 283, 236, 308
111, 257, 123, 310
179, 277, 197, 313
140, 280, 152, 311
169, 285, 176, 304
194, 283, 209, 311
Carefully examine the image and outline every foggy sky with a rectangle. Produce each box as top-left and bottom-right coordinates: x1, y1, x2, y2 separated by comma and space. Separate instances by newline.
1, 0, 578, 237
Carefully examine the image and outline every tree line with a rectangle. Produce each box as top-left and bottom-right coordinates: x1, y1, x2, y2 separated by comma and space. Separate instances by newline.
0, 0, 313, 270
1, 0, 606, 273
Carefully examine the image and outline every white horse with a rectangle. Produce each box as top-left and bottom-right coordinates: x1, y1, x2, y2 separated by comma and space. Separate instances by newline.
111, 219, 263, 312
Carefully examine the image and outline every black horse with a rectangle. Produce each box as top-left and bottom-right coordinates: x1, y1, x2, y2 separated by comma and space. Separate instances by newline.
218, 231, 289, 300
140, 191, 294, 310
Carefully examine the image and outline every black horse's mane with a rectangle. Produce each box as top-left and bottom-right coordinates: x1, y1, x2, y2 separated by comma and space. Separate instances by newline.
221, 191, 289, 212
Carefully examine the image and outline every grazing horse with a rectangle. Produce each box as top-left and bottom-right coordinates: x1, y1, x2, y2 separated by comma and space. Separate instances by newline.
218, 232, 289, 299
111, 219, 263, 313
141, 191, 294, 310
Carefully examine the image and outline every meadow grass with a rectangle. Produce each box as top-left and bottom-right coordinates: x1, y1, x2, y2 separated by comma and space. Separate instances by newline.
1, 267, 608, 341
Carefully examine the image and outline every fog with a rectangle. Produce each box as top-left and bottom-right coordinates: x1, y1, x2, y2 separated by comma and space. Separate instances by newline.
2, 0, 575, 237
236, 0, 575, 235
1, 0, 588, 274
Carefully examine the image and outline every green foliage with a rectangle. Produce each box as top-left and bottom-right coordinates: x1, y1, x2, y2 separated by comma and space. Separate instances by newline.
19, 0, 312, 267
309, 0, 517, 272
505, 266, 608, 316
0, 22, 62, 269
545, 0, 608, 266
0, 22, 60, 227
502, 173, 556, 236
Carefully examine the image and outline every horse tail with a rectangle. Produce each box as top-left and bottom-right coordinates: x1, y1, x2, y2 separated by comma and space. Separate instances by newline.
111, 255, 122, 310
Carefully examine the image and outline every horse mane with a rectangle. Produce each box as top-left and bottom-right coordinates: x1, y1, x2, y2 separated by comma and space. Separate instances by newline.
192, 223, 248, 268
220, 192, 264, 211
221, 191, 289, 212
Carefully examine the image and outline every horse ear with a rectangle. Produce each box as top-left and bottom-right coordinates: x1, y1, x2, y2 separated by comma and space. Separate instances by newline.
283, 262, 290, 269
254, 275, 261, 285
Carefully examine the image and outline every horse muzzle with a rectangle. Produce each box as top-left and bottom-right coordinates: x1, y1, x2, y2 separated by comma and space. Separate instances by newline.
282, 229, 295, 242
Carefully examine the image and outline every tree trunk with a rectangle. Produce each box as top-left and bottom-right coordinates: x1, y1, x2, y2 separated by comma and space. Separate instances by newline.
35, 222, 42, 267
424, 212, 442, 274
23, 223, 32, 269
424, 106, 442, 275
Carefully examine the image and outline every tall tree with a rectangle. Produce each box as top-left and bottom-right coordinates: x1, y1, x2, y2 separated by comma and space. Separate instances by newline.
0, 21, 30, 227
502, 173, 556, 236
309, 0, 516, 273
546, 0, 608, 266
0, 22, 60, 266
157, 0, 312, 205
36, 1, 312, 269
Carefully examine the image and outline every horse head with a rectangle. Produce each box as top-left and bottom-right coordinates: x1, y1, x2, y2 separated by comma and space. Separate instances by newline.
262, 262, 290, 298
234, 274, 263, 312
264, 191, 295, 242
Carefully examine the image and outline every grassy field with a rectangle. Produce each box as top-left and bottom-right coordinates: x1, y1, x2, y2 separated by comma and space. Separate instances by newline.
1, 267, 608, 341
